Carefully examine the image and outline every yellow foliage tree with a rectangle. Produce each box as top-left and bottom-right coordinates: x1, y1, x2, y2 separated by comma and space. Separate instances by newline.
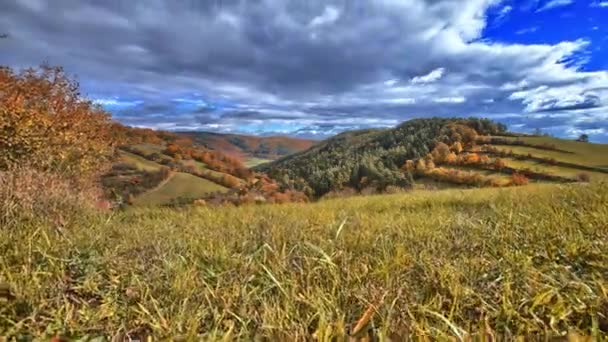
450, 141, 463, 154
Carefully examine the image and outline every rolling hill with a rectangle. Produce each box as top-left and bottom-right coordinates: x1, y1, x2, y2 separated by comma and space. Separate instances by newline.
177, 131, 316, 165
258, 118, 608, 197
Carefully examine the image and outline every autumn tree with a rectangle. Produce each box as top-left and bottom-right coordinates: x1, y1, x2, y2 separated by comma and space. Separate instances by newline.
450, 142, 463, 154
431, 142, 450, 164
0, 65, 117, 178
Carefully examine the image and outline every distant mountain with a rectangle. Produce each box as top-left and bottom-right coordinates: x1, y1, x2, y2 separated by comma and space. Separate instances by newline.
256, 118, 508, 197
177, 132, 316, 161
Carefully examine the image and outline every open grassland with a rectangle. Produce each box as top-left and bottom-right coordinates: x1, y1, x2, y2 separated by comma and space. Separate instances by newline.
133, 172, 228, 206
2, 183, 607, 340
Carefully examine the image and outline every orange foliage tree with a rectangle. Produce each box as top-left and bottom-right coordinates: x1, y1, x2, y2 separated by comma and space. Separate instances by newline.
0, 65, 116, 177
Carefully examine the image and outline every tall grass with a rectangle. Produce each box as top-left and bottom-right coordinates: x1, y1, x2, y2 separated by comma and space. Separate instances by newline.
1, 183, 607, 340
0, 168, 103, 227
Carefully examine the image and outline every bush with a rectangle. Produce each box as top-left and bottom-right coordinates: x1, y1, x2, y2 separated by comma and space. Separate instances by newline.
510, 172, 529, 186
0, 66, 117, 179
576, 173, 591, 183
1, 168, 102, 226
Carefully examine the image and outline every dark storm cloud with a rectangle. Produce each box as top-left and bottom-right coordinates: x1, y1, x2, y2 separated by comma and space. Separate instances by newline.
1, 0, 607, 140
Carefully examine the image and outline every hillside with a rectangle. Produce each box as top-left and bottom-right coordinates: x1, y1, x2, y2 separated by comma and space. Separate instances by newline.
178, 131, 316, 165
258, 118, 608, 198
257, 118, 509, 196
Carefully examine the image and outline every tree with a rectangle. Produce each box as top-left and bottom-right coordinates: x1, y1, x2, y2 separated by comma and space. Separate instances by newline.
577, 134, 589, 143
0, 65, 116, 178
450, 142, 463, 154
431, 142, 450, 163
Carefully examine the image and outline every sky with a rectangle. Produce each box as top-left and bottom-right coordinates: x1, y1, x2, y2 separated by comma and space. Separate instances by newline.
1, 0, 607, 141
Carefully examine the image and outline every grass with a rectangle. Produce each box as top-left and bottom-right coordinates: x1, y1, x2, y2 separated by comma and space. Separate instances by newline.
501, 157, 608, 181
2, 182, 608, 340
491, 136, 608, 169
179, 159, 226, 179
118, 151, 163, 172
133, 172, 228, 206
244, 157, 273, 168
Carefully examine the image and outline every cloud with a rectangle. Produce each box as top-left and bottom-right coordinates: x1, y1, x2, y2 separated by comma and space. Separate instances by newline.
0, 0, 607, 141
493, 5, 513, 25
309, 6, 340, 27
516, 26, 539, 35
411, 68, 445, 84
537, 0, 574, 12
591, 1, 608, 7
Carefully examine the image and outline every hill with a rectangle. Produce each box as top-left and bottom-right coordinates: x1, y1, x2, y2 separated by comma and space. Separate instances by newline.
258, 118, 608, 198
177, 131, 316, 166
257, 118, 509, 197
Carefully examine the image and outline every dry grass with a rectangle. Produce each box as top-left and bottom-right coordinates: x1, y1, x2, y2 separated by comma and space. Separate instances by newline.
1, 183, 608, 340
0, 168, 103, 227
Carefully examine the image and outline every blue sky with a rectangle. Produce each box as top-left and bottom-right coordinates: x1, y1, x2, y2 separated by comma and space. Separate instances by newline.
1, 0, 607, 141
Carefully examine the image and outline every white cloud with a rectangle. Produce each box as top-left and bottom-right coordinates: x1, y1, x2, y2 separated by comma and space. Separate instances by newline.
434, 96, 466, 103
495, 5, 513, 23
516, 26, 539, 35
591, 1, 608, 7
309, 6, 340, 27
537, 0, 574, 12
93, 98, 142, 107
411, 68, 445, 84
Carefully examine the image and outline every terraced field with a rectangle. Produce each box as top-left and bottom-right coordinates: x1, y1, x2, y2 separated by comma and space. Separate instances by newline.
490, 136, 608, 169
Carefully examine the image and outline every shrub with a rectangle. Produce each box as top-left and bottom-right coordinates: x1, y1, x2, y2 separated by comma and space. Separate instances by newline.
0, 66, 117, 179
493, 158, 506, 170
510, 172, 529, 186
576, 173, 591, 183
1, 168, 102, 226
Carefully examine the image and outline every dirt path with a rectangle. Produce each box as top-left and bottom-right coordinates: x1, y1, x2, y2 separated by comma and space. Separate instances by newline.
137, 171, 175, 198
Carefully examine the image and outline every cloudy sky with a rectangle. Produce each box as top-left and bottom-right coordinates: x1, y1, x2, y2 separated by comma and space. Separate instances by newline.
1, 0, 607, 141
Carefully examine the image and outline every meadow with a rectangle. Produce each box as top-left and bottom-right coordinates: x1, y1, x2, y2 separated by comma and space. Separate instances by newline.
1, 182, 607, 340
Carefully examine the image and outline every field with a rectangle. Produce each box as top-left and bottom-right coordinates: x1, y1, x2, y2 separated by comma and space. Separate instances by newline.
118, 152, 163, 172
117, 149, 232, 206
2, 182, 607, 339
490, 136, 608, 169
133, 172, 228, 206
244, 157, 273, 168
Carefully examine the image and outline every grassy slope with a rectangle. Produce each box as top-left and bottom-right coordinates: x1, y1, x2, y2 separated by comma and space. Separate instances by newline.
244, 157, 273, 168
501, 157, 608, 181
2, 183, 607, 339
118, 151, 228, 205
491, 136, 608, 169
133, 172, 228, 206
119, 151, 162, 171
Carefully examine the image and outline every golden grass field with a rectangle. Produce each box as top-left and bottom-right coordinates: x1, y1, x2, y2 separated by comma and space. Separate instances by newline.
1, 182, 607, 340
